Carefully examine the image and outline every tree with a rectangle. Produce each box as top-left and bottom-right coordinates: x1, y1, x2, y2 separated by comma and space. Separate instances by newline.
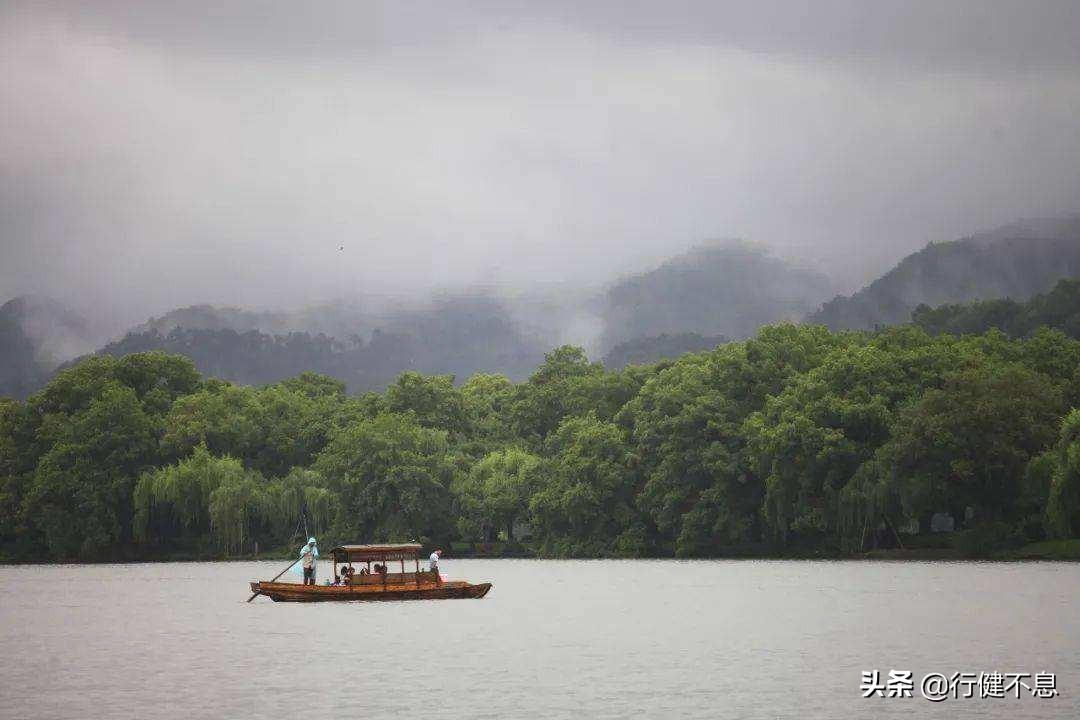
1044, 410, 1080, 538
314, 413, 455, 543
452, 448, 542, 541
134, 445, 249, 547
459, 373, 515, 451
626, 324, 843, 552
384, 372, 468, 435
25, 383, 157, 558
880, 364, 1061, 528
510, 346, 606, 446
529, 414, 639, 556
278, 372, 346, 399
745, 328, 972, 544
209, 469, 269, 555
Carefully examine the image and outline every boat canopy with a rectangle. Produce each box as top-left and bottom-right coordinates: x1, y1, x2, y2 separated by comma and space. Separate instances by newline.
328, 543, 422, 562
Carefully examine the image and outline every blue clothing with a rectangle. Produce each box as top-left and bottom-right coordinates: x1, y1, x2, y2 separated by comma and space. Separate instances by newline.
291, 538, 319, 578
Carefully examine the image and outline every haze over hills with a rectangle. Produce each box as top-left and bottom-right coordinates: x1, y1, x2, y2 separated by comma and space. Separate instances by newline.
807, 216, 1080, 331
77, 294, 551, 393
601, 332, 728, 370
4, 217, 1080, 398
0, 296, 104, 400
600, 242, 834, 349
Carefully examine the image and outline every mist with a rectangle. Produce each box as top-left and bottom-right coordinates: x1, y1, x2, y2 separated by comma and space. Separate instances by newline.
3, 0, 1080, 333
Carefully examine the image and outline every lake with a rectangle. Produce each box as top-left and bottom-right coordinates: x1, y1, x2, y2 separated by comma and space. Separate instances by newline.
1, 559, 1077, 719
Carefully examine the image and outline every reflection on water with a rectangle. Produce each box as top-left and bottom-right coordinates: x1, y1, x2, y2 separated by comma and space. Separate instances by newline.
0, 560, 1077, 719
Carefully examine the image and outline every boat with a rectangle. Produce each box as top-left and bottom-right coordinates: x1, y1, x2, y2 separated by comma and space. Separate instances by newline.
248, 543, 492, 602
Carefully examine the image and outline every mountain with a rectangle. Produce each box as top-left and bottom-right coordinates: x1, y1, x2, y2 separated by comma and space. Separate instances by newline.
912, 278, 1080, 339
602, 332, 727, 369
0, 296, 101, 399
83, 294, 548, 392
134, 304, 291, 336
600, 241, 834, 348
132, 301, 382, 341
807, 216, 1080, 330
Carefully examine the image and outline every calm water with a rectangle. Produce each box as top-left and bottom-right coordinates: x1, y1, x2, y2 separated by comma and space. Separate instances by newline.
1, 560, 1077, 719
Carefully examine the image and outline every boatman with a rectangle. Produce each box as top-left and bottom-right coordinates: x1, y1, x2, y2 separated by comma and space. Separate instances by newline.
429, 548, 442, 583
300, 537, 319, 586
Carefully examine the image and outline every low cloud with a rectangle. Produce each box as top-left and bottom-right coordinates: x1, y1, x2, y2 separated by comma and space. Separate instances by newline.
2, 1, 1079, 329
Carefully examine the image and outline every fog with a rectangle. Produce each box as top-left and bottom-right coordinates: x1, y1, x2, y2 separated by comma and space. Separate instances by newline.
3, 0, 1080, 331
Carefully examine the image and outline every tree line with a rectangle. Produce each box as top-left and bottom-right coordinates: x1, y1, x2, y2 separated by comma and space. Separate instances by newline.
3, 319, 1080, 562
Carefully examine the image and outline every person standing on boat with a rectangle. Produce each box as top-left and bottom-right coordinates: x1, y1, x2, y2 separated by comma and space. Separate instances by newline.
429, 549, 442, 583
299, 537, 319, 586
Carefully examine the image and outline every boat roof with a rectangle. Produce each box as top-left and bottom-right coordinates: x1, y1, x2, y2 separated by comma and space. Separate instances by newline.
328, 543, 423, 561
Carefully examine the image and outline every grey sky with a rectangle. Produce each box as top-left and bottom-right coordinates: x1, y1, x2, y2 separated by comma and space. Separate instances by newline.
2, 1, 1079, 327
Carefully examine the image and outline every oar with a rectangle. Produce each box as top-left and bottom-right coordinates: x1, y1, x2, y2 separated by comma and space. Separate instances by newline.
247, 557, 301, 602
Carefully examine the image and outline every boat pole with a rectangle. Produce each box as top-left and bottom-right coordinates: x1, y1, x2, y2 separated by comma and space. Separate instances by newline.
247, 557, 301, 602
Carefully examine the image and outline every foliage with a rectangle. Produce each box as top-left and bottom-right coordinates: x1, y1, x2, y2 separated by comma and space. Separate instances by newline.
913, 279, 1080, 340
314, 413, 455, 544
529, 414, 640, 556
1042, 410, 1080, 538
809, 226, 1080, 332
452, 448, 542, 542
6, 316, 1080, 561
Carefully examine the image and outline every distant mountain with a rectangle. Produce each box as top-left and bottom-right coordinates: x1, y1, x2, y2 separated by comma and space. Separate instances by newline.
82, 294, 548, 392
0, 296, 101, 399
600, 241, 833, 348
0, 307, 44, 399
132, 301, 378, 341
135, 304, 291, 335
912, 278, 1080, 339
807, 216, 1080, 331
602, 332, 727, 369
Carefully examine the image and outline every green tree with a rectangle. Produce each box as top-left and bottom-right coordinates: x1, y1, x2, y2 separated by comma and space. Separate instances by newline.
1044, 410, 1080, 538
625, 324, 843, 553
25, 383, 157, 558
134, 445, 249, 548
509, 346, 605, 445
880, 364, 1061, 528
315, 413, 455, 543
384, 372, 468, 435
452, 448, 542, 541
529, 414, 639, 556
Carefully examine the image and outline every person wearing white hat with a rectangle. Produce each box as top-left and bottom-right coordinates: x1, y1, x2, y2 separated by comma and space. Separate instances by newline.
299, 537, 319, 585
429, 548, 442, 584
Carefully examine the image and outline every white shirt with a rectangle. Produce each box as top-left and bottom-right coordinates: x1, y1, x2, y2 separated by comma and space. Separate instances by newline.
429, 552, 440, 570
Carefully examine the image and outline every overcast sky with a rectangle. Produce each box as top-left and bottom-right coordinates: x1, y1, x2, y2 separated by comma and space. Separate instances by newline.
2, 0, 1079, 326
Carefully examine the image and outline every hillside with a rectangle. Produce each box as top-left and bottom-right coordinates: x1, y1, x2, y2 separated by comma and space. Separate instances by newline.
600, 242, 833, 348
83, 295, 548, 392
602, 332, 727, 368
808, 216, 1080, 330
912, 278, 1080, 338
0, 296, 101, 399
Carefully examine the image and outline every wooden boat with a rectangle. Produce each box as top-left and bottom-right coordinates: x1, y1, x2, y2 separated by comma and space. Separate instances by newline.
249, 543, 492, 602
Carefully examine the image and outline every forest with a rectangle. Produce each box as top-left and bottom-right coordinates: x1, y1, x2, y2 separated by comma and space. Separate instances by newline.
5, 282, 1080, 562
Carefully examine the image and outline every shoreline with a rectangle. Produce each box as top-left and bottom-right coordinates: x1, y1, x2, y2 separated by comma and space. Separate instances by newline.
4, 540, 1079, 565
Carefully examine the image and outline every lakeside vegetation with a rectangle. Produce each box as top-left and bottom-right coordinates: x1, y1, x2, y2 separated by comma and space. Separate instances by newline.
6, 286, 1080, 561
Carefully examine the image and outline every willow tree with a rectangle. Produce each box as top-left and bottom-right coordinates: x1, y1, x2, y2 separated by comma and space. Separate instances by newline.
208, 470, 269, 555
261, 467, 336, 544
1045, 410, 1080, 538
452, 447, 542, 542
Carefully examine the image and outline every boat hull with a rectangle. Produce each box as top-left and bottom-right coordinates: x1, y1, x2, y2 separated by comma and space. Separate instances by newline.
250, 580, 492, 602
